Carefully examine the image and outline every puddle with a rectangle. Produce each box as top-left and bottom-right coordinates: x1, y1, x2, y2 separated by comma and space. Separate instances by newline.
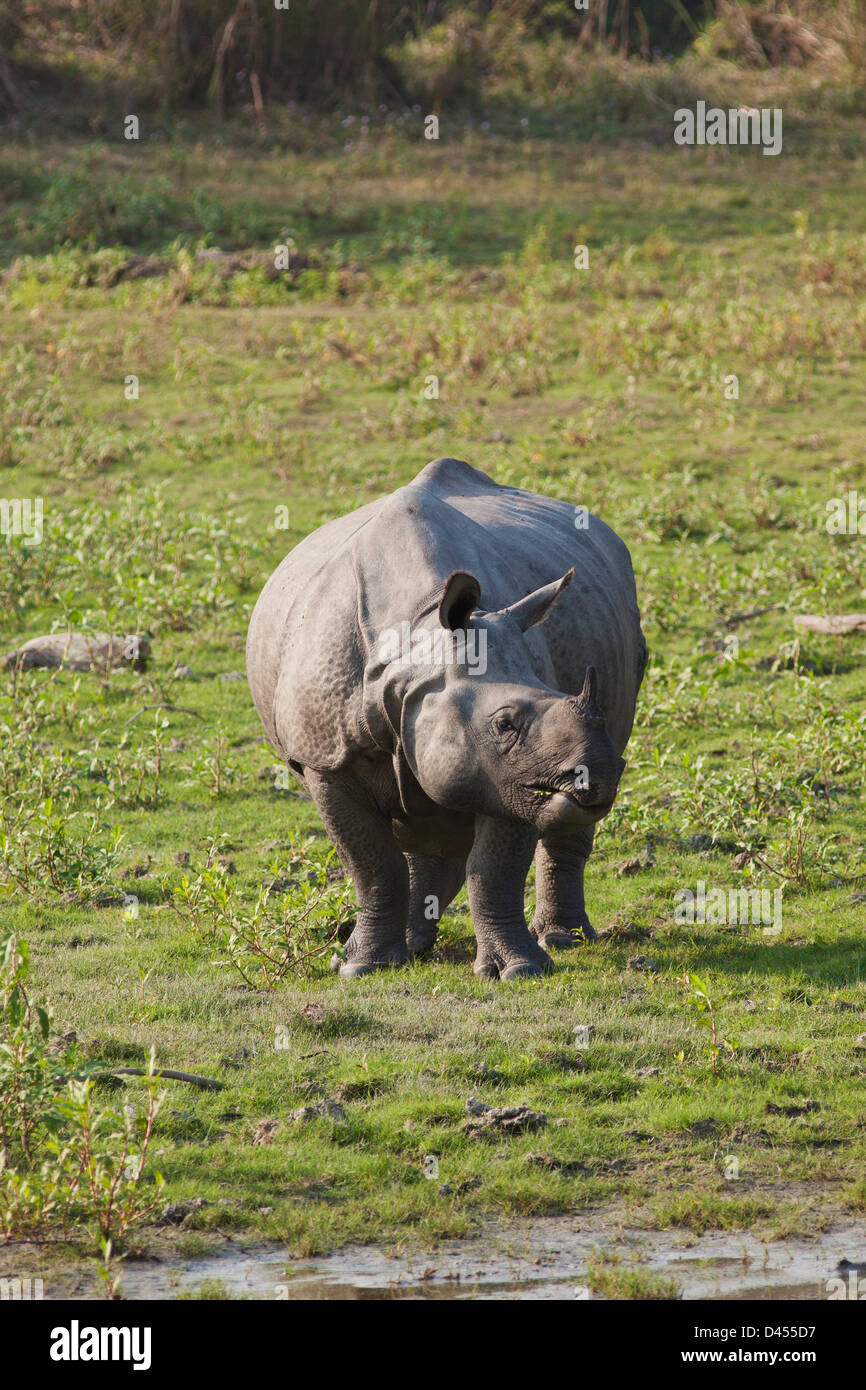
102, 1218, 866, 1301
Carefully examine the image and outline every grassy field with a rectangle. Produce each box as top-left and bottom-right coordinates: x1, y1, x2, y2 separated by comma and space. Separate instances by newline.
1, 89, 866, 1286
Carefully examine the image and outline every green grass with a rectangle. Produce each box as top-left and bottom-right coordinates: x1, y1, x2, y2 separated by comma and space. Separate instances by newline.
1, 92, 866, 1276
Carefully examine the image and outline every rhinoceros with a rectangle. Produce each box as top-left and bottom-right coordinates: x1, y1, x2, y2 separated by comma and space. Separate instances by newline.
247, 457, 646, 980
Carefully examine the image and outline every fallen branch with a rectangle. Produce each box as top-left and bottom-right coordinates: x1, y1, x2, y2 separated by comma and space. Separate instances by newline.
107, 1067, 225, 1090
125, 702, 202, 724
793, 614, 866, 636
723, 604, 783, 628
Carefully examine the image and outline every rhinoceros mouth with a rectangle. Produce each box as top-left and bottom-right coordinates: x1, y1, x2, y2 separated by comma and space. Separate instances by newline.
529, 781, 580, 803
529, 783, 613, 816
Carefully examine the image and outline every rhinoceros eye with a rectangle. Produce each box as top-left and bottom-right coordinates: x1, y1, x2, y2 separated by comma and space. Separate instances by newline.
490, 711, 520, 746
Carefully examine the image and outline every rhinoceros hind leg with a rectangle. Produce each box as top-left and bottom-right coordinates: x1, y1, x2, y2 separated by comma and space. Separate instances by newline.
304, 769, 409, 979
468, 817, 553, 980
530, 829, 597, 949
405, 853, 466, 956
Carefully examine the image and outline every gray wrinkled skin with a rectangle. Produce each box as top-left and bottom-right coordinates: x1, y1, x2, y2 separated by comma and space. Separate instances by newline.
247, 458, 647, 980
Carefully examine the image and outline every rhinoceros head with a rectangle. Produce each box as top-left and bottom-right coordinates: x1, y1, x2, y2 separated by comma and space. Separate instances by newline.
389, 569, 626, 832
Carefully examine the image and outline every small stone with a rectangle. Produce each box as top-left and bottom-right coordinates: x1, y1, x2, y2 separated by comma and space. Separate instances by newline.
173, 663, 192, 679
173, 850, 190, 866
300, 1002, 325, 1026
628, 954, 657, 973
634, 1066, 660, 1078
251, 1119, 279, 1145
160, 1198, 209, 1226
466, 1096, 488, 1116
289, 1100, 345, 1123
464, 1103, 546, 1139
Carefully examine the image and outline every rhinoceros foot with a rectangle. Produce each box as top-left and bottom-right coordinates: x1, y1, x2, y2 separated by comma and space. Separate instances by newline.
473, 943, 554, 981
531, 914, 598, 949
406, 929, 437, 958
330, 945, 408, 979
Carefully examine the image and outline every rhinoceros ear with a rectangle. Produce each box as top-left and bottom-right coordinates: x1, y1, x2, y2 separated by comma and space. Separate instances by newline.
502, 569, 573, 632
439, 571, 482, 631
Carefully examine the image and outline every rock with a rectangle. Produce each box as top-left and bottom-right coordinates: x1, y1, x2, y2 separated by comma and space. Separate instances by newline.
289, 1100, 345, 1123
3, 631, 151, 673
173, 662, 192, 679
732, 851, 752, 870
617, 849, 654, 877
251, 1119, 279, 1145
299, 1002, 325, 1026
525, 1152, 584, 1174
602, 914, 651, 942
464, 1101, 547, 1138
634, 1066, 660, 1078
160, 1198, 209, 1226
122, 858, 152, 879
173, 851, 190, 866
207, 852, 236, 874
628, 954, 657, 973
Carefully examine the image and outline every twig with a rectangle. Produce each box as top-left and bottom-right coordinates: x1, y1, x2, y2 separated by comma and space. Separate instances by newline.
125, 702, 202, 724
106, 1067, 225, 1090
722, 604, 783, 628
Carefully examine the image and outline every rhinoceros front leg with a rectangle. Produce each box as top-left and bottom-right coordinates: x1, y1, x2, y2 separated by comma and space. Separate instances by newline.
467, 817, 553, 981
304, 769, 409, 980
405, 853, 466, 955
530, 828, 598, 949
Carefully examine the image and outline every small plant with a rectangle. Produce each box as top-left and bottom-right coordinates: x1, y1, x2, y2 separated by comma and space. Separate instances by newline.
168, 835, 354, 986
0, 933, 165, 1249
679, 973, 736, 1075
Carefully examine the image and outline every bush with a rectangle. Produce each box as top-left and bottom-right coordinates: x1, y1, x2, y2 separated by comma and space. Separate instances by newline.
0, 933, 164, 1247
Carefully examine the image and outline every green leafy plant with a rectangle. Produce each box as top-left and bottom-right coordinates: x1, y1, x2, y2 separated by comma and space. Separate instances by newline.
679, 973, 737, 1075
0, 933, 164, 1248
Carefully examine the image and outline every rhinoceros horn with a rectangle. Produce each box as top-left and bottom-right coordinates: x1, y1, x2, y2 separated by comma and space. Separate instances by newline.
573, 665, 605, 722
